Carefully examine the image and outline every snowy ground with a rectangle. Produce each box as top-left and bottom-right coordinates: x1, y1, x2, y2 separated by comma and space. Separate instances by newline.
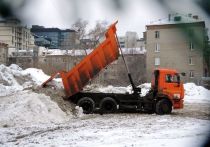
0, 64, 210, 147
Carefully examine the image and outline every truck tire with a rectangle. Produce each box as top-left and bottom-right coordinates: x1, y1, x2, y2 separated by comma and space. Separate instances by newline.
100, 97, 117, 113
155, 99, 172, 115
77, 97, 95, 114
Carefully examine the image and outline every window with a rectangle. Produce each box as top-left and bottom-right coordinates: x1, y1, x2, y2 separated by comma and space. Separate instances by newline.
12, 36, 14, 44
155, 58, 160, 66
190, 71, 194, 78
140, 46, 143, 51
165, 74, 179, 83
189, 41, 194, 50
155, 43, 160, 52
155, 31, 160, 38
189, 57, 194, 65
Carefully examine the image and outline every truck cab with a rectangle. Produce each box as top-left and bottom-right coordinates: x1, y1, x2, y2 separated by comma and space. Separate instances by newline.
151, 68, 184, 114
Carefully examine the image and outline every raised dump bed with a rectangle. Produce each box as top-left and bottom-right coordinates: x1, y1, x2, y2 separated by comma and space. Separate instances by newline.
42, 21, 119, 97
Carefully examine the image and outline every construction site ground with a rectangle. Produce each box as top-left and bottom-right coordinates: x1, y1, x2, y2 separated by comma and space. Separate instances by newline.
0, 64, 210, 147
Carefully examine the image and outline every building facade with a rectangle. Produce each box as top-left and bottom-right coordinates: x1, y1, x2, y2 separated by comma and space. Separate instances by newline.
146, 14, 206, 84
136, 38, 145, 51
0, 18, 35, 52
118, 31, 140, 48
31, 25, 76, 49
125, 31, 138, 48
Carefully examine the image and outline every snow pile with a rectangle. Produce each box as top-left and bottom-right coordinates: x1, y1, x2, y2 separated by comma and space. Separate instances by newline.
0, 64, 59, 96
137, 83, 151, 96
0, 64, 73, 126
96, 85, 130, 94
0, 64, 33, 96
0, 90, 69, 127
85, 83, 151, 97
21, 68, 50, 85
184, 83, 210, 103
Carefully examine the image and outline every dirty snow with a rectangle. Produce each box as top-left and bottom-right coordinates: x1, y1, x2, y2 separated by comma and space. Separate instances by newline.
0, 64, 210, 146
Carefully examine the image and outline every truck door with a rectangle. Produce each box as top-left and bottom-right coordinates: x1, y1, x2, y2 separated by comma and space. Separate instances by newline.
163, 73, 182, 100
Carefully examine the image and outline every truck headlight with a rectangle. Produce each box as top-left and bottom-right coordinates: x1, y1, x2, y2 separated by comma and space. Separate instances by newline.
173, 94, 180, 99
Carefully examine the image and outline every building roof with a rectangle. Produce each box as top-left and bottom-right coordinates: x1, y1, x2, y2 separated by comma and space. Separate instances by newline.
147, 13, 205, 27
0, 17, 21, 24
31, 25, 76, 33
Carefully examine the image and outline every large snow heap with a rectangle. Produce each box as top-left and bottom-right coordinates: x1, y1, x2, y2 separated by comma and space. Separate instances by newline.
0, 64, 72, 127
0, 64, 50, 96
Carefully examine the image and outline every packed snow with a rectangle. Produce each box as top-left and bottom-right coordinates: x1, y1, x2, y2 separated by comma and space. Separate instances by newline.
0, 64, 210, 146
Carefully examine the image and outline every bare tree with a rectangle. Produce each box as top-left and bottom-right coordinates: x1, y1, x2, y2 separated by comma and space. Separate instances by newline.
88, 20, 109, 47
71, 19, 88, 41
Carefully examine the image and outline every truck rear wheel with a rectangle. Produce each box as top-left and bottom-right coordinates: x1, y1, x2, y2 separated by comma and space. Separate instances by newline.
100, 97, 117, 113
155, 99, 172, 115
77, 97, 95, 114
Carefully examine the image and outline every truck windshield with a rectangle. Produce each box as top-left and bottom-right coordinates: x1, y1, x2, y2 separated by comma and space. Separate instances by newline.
165, 74, 179, 83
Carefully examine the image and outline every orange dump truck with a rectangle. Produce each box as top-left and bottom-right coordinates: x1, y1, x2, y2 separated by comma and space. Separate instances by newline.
42, 21, 185, 115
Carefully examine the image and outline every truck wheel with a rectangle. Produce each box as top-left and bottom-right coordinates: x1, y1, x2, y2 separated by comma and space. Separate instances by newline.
155, 99, 172, 115
77, 97, 95, 114
100, 97, 117, 113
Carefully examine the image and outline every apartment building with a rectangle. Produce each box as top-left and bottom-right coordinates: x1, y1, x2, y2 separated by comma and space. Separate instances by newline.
0, 18, 35, 52
146, 14, 206, 84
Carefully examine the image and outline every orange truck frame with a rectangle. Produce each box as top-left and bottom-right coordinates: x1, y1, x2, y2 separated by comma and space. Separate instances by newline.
42, 21, 185, 115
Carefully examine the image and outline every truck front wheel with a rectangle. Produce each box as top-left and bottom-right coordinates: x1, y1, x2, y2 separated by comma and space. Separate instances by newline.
100, 97, 117, 113
77, 97, 95, 114
155, 99, 172, 115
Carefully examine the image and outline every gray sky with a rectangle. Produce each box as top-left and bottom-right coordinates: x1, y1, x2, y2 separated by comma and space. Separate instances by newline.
10, 0, 210, 38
